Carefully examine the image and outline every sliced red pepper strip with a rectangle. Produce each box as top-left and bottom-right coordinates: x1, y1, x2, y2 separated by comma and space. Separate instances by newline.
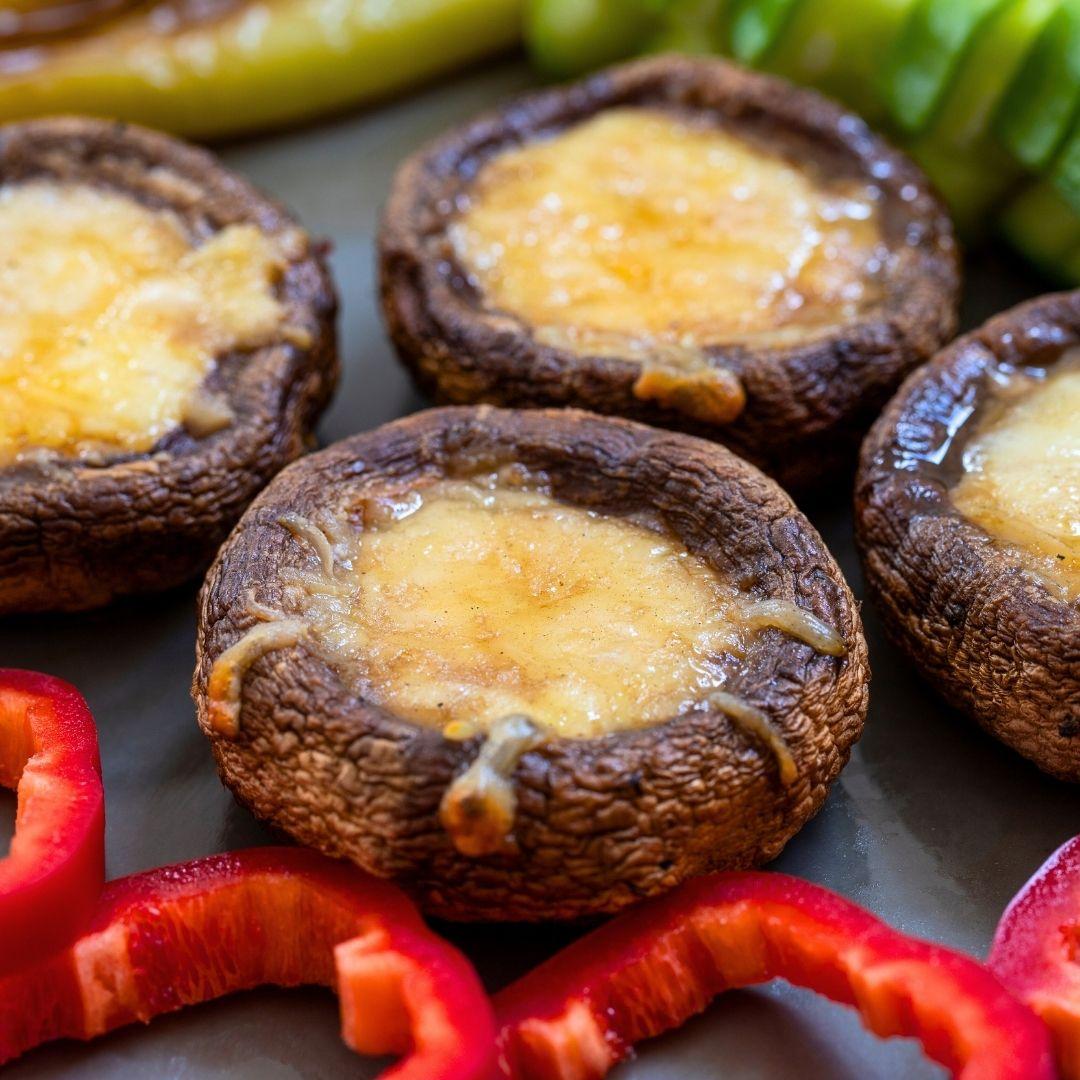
495, 871, 1054, 1080
0, 847, 496, 1079
989, 834, 1080, 1079
0, 668, 105, 974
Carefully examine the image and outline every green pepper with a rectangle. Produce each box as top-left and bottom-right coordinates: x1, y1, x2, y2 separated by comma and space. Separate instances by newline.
900, 0, 1057, 229
0, 0, 523, 139
1051, 110, 1080, 218
739, 0, 916, 124
526, 0, 670, 76
996, 0, 1080, 170
645, 0, 730, 54
729, 0, 795, 64
883, 0, 1011, 134
999, 179, 1080, 282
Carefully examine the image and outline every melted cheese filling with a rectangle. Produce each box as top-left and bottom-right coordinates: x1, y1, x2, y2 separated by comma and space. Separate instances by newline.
952, 356, 1080, 599
450, 108, 887, 359
297, 476, 746, 739
0, 181, 287, 465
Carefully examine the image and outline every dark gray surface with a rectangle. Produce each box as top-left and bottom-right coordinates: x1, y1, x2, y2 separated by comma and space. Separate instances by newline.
0, 61, 1074, 1079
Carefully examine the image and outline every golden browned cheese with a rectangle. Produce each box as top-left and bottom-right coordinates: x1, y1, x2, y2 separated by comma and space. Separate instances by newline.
0, 181, 287, 465
269, 473, 845, 742
450, 108, 887, 359
952, 355, 1080, 599
296, 475, 747, 739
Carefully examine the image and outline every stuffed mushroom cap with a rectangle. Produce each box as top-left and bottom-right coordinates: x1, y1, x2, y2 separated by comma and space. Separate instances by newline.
194, 406, 869, 920
0, 117, 338, 613
380, 55, 959, 492
857, 292, 1080, 780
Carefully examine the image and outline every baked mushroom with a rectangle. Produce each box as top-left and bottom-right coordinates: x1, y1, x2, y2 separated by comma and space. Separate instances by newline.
193, 406, 869, 921
379, 55, 960, 492
0, 117, 337, 613
856, 292, 1080, 780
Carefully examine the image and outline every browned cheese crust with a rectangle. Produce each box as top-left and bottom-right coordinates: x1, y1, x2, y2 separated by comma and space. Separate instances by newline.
0, 116, 338, 613
378, 55, 960, 493
856, 292, 1080, 780
193, 406, 869, 920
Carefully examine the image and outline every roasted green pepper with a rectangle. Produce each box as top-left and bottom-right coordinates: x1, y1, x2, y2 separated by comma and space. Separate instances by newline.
526, 0, 671, 76
0, 0, 522, 139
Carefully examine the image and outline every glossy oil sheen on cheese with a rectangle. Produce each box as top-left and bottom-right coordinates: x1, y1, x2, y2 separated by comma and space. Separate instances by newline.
302, 478, 744, 739
450, 108, 886, 356
951, 357, 1080, 599
0, 181, 286, 465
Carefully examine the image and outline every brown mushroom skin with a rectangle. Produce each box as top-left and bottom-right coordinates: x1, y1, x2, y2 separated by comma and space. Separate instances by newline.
193, 406, 869, 921
379, 56, 960, 493
856, 292, 1080, 781
0, 118, 338, 614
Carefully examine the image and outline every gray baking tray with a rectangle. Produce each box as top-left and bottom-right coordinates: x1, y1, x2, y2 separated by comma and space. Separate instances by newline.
0, 60, 1073, 1080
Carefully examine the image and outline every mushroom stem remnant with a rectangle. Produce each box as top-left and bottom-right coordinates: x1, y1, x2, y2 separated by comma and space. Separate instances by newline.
744, 599, 846, 656
632, 360, 746, 425
440, 714, 547, 857
707, 691, 798, 785
181, 388, 235, 438
206, 620, 307, 737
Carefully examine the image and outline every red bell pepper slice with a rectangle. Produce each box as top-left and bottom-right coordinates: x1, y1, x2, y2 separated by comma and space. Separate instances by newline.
495, 871, 1054, 1080
0, 847, 496, 1080
0, 668, 105, 973
990, 834, 1080, 1079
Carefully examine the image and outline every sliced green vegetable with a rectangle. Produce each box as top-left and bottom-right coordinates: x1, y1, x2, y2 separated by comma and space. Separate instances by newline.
646, 0, 731, 54
997, 0, 1080, 169
1000, 178, 1080, 281
922, 0, 1058, 148
522, 0, 1080, 284
526, 0, 669, 76
906, 135, 1016, 234
1052, 123, 1080, 213
1062, 244, 1080, 282
748, 0, 916, 122
884, 0, 1011, 133
729, 0, 797, 63
903, 0, 1058, 231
